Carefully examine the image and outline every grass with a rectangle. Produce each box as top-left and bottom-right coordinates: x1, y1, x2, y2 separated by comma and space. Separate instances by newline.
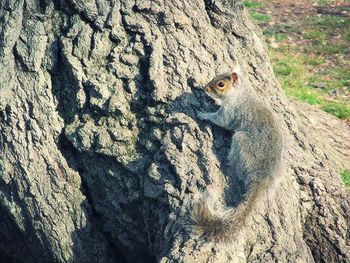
244, 1, 263, 8
316, 0, 335, 4
303, 30, 326, 42
341, 170, 350, 189
302, 55, 325, 66
269, 47, 350, 119
312, 44, 348, 55
312, 16, 350, 28
343, 29, 350, 42
250, 12, 272, 23
323, 103, 350, 119
245, 1, 350, 120
270, 49, 316, 101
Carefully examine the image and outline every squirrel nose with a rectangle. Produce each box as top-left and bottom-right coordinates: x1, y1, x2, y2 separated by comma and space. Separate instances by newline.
205, 86, 212, 93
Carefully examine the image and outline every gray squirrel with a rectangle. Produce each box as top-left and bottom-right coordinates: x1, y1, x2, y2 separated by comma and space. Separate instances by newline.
192, 68, 284, 241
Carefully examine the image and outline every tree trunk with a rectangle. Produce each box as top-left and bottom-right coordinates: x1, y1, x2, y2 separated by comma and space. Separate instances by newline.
0, 0, 349, 262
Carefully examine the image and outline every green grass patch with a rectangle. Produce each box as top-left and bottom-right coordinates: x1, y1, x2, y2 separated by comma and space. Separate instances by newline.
341, 170, 350, 189
271, 50, 323, 105
311, 16, 350, 28
312, 43, 348, 55
323, 67, 350, 89
322, 103, 350, 119
252, 2, 349, 120
274, 62, 293, 76
316, 0, 335, 4
302, 55, 325, 66
332, 68, 350, 86
308, 67, 349, 91
343, 28, 350, 42
270, 47, 350, 119
244, 1, 263, 8
289, 88, 323, 105
303, 30, 326, 42
340, 6, 350, 12
274, 33, 288, 42
302, 16, 350, 55
307, 75, 328, 88
250, 12, 272, 23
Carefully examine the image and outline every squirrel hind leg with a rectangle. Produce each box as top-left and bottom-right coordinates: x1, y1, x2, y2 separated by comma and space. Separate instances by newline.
228, 131, 254, 183
228, 131, 252, 162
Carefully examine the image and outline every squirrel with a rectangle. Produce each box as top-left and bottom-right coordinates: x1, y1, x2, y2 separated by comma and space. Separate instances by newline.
191, 68, 284, 242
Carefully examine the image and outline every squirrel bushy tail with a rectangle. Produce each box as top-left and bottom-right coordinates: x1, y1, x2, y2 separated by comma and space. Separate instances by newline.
191, 179, 269, 242
192, 70, 284, 242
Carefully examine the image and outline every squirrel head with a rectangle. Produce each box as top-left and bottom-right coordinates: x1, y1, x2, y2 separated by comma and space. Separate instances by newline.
203, 72, 239, 100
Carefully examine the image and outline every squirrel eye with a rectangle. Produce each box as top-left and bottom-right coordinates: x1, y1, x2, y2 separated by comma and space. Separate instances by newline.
217, 81, 225, 89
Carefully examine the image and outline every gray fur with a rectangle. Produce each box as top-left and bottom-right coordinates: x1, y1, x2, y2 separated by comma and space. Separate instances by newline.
193, 71, 283, 241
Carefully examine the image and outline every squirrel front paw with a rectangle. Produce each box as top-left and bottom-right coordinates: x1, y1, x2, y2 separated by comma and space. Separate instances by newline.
196, 110, 207, 120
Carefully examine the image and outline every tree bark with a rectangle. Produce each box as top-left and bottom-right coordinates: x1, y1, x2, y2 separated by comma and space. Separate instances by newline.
0, 0, 349, 262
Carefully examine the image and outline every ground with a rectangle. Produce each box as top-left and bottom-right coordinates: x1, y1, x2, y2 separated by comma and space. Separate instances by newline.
245, 0, 350, 186
245, 0, 350, 122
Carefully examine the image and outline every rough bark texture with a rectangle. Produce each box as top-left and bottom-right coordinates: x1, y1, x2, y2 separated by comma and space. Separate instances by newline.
0, 0, 349, 262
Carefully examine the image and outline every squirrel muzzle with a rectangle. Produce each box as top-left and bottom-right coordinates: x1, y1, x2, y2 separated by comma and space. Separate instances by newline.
204, 85, 213, 93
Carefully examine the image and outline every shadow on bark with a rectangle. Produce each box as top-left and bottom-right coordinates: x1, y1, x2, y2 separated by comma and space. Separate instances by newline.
52, 42, 158, 262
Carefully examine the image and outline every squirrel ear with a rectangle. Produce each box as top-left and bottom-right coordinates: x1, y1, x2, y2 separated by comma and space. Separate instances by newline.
231, 72, 238, 83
